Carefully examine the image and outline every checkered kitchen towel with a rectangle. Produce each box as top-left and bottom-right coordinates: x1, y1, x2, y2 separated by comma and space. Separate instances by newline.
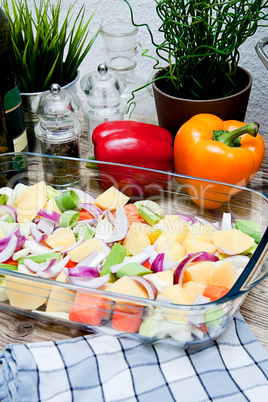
0, 313, 267, 402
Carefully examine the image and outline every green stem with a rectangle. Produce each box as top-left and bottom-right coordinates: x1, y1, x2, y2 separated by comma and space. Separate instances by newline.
213, 122, 259, 147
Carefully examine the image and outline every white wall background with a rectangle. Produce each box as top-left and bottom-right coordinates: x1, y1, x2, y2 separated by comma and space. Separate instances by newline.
6, 0, 268, 133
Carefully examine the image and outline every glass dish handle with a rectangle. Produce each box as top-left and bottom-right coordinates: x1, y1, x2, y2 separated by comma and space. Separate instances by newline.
256, 37, 268, 70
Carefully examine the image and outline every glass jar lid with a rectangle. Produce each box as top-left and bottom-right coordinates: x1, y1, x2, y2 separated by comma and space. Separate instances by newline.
80, 64, 126, 113
31, 83, 81, 133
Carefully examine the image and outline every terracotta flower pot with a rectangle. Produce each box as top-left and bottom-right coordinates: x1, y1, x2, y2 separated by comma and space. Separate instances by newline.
152, 66, 252, 138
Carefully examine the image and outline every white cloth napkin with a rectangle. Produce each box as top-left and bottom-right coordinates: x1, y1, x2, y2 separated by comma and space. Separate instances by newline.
0, 312, 268, 402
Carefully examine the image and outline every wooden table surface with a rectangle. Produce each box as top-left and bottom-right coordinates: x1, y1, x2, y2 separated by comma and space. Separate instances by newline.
0, 123, 267, 352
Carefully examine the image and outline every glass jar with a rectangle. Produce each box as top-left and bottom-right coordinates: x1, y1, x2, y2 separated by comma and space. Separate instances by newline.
32, 84, 83, 189
80, 64, 126, 155
100, 21, 157, 123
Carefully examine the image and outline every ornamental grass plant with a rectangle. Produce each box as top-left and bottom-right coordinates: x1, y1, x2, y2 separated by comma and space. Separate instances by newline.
2, 0, 99, 92
123, 0, 268, 100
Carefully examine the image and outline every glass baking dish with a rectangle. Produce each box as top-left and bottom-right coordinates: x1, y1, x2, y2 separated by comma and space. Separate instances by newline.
0, 152, 267, 350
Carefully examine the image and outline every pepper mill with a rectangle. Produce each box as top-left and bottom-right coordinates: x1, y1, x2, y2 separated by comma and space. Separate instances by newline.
80, 63, 126, 155
32, 83, 83, 189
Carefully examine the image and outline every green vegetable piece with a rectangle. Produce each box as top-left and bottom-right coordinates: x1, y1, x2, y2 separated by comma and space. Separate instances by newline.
55, 190, 81, 212
240, 242, 258, 257
75, 224, 94, 242
59, 210, 80, 228
116, 262, 152, 278
18, 252, 61, 265
137, 205, 162, 226
100, 243, 127, 281
204, 307, 225, 329
86, 156, 98, 170
217, 253, 228, 260
46, 185, 61, 200
135, 200, 163, 217
0, 194, 8, 205
5, 214, 14, 223
0, 263, 18, 271
234, 220, 261, 243
139, 311, 165, 338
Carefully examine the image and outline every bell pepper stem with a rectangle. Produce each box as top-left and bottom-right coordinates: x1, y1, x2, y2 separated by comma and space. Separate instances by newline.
213, 122, 259, 147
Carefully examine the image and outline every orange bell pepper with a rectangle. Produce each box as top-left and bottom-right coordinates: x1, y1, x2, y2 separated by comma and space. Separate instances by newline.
173, 114, 265, 209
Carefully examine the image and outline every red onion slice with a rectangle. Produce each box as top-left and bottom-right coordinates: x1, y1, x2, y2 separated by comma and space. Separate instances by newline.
0, 234, 18, 262
37, 218, 55, 235
0, 205, 17, 222
37, 209, 61, 224
215, 246, 236, 256
178, 214, 195, 225
77, 203, 102, 219
24, 258, 57, 273
66, 273, 110, 288
173, 251, 218, 286
128, 275, 157, 300
174, 253, 203, 286
68, 266, 100, 278
162, 257, 179, 271
73, 251, 106, 270
103, 208, 116, 226
189, 252, 219, 262
16, 236, 26, 250
75, 218, 98, 226
195, 216, 219, 231
151, 253, 165, 273
0, 224, 20, 246
88, 251, 106, 269
0, 235, 25, 252
104, 206, 128, 244
30, 224, 48, 242
221, 213, 232, 231
143, 244, 158, 264
76, 250, 100, 267
37, 255, 71, 279
22, 239, 54, 254
99, 239, 112, 257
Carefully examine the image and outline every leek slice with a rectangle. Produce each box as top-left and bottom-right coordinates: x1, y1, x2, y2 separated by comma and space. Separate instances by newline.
234, 220, 261, 243
59, 211, 79, 228
55, 190, 81, 212
100, 242, 127, 281
0, 194, 8, 205
46, 185, 61, 200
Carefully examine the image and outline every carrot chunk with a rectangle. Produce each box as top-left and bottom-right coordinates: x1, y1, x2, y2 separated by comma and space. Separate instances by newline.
112, 306, 143, 332
202, 284, 229, 301
69, 292, 109, 326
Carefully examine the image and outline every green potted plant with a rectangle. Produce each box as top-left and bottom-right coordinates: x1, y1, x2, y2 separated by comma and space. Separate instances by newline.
2, 0, 99, 150
123, 0, 268, 136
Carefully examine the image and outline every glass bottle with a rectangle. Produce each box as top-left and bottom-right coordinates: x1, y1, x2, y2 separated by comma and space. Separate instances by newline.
0, 8, 28, 155
100, 21, 157, 123
32, 83, 83, 189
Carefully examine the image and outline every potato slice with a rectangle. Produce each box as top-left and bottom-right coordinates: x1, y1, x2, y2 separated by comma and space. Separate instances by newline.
94, 186, 129, 210
123, 222, 150, 255
6, 273, 51, 310
213, 229, 254, 254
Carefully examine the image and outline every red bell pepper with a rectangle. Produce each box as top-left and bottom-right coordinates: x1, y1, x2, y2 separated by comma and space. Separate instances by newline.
92, 121, 174, 197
